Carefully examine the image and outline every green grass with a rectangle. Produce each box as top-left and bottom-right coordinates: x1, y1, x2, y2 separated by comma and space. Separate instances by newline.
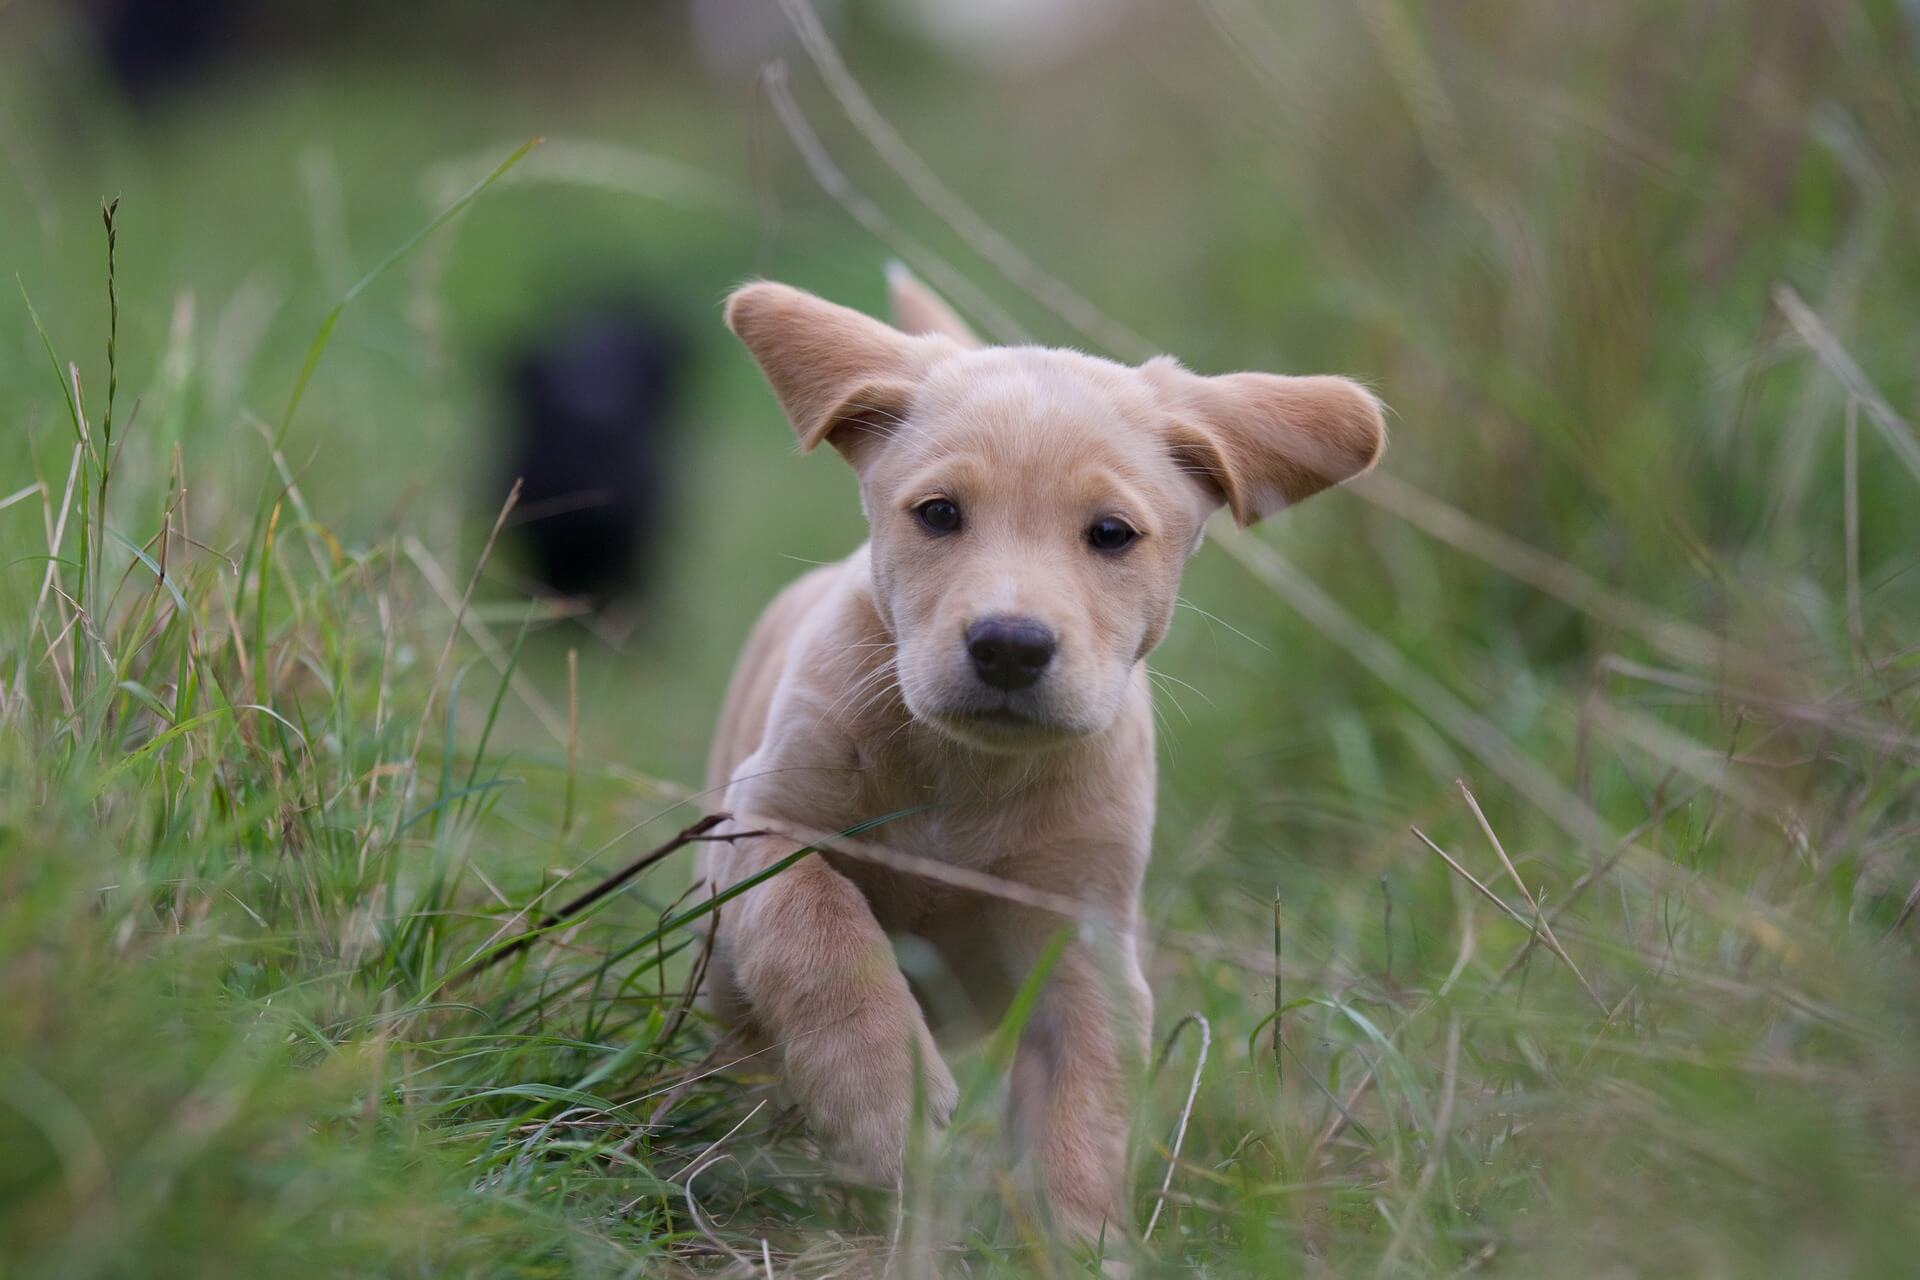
3, 2, 1920, 1275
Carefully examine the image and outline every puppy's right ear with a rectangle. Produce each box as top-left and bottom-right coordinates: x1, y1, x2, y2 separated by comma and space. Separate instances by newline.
725, 281, 934, 471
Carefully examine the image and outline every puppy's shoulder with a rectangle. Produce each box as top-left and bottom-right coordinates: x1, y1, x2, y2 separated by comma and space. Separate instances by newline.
710, 546, 876, 791
763, 545, 885, 660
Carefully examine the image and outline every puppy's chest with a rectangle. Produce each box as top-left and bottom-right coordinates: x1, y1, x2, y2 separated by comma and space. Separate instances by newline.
850, 721, 1083, 844
864, 792, 1049, 872
825, 805, 1032, 935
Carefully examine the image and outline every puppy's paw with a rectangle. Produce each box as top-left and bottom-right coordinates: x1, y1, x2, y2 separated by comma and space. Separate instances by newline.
918, 1030, 961, 1130
790, 1010, 957, 1185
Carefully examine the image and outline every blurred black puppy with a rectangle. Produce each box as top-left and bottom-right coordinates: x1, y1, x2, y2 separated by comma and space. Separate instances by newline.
497, 308, 685, 611
88, 0, 241, 100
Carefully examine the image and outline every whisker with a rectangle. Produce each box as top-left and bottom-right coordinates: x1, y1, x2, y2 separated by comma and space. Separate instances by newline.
1175, 597, 1270, 652
1148, 666, 1213, 707
817, 658, 899, 724
1147, 673, 1193, 727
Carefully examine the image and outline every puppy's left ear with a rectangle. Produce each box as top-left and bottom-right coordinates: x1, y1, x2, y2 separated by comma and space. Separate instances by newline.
1147, 360, 1387, 526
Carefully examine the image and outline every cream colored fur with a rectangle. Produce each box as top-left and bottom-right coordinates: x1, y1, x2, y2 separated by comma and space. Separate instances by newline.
697, 269, 1384, 1243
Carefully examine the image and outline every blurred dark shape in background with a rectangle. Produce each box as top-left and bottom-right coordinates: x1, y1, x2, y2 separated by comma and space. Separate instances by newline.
88, 0, 242, 100
82, 0, 1111, 105
497, 305, 687, 612
82, 0, 726, 102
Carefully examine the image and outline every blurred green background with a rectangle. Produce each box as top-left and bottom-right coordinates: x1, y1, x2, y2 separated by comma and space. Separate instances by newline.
3, 1, 1919, 1276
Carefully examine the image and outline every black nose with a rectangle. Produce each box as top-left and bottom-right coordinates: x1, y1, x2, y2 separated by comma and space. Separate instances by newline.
966, 616, 1056, 691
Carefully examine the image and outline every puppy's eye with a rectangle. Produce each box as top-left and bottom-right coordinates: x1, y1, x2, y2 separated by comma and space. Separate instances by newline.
1087, 517, 1138, 553
916, 499, 963, 535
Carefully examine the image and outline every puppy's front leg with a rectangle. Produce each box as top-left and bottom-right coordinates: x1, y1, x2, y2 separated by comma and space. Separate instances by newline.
720, 832, 958, 1183
1006, 919, 1154, 1245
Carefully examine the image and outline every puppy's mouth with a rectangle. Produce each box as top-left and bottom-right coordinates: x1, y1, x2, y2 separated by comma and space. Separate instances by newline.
968, 705, 1037, 727
921, 695, 1085, 751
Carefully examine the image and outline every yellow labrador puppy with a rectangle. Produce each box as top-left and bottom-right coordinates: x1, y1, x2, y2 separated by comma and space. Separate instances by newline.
699, 270, 1384, 1242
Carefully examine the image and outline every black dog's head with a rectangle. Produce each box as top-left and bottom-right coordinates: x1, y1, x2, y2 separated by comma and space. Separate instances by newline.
500, 307, 685, 608
89, 0, 239, 100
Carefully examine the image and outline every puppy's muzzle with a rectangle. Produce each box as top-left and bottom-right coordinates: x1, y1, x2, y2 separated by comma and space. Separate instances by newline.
965, 615, 1056, 691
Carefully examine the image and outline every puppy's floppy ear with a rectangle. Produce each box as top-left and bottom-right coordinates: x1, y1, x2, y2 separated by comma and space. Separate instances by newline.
1146, 359, 1387, 526
885, 262, 983, 349
725, 281, 939, 469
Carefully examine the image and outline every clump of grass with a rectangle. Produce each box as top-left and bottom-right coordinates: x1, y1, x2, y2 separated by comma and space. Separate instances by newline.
0, 149, 796, 1279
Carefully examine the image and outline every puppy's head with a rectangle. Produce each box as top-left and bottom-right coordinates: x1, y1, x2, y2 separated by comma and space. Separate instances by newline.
726, 272, 1385, 753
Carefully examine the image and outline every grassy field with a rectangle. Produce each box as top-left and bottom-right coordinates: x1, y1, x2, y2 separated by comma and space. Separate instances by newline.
4, 2, 1920, 1275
